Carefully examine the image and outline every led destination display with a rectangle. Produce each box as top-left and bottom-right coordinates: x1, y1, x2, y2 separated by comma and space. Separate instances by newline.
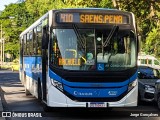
57, 13, 129, 24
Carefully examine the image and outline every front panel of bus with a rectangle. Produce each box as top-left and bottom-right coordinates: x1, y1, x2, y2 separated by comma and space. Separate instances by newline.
48, 9, 138, 107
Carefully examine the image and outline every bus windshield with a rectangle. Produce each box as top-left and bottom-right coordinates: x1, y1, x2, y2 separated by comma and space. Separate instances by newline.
50, 27, 136, 71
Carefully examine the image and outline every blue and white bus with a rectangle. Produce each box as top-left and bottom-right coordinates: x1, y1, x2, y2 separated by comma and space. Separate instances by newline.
19, 8, 138, 110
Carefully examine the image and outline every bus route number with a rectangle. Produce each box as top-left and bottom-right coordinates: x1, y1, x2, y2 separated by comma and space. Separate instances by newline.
60, 14, 73, 22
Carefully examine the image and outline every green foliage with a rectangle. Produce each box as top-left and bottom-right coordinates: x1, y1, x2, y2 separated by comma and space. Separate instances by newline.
0, 0, 160, 60
117, 0, 160, 58
0, 3, 27, 59
144, 28, 160, 56
117, 0, 159, 34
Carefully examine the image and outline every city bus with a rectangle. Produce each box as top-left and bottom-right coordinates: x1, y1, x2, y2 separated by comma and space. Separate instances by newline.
19, 8, 138, 110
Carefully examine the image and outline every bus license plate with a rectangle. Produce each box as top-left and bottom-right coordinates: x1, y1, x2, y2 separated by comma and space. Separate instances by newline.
89, 102, 106, 108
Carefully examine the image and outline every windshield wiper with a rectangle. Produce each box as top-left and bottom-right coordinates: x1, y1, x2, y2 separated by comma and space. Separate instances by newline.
103, 25, 119, 47
73, 24, 85, 48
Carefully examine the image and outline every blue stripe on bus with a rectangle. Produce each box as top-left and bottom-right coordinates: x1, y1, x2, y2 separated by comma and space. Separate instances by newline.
23, 56, 42, 81
129, 71, 138, 82
63, 85, 128, 98
49, 69, 137, 88
49, 69, 61, 81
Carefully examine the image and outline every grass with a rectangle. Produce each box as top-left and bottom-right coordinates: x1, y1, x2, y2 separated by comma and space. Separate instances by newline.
11, 64, 19, 71
0, 62, 19, 71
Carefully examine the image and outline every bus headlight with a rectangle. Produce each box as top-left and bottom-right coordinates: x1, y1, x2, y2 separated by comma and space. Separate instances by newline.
128, 80, 137, 92
50, 78, 63, 91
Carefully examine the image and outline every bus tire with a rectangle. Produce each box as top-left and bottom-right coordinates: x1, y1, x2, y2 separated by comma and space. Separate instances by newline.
38, 80, 42, 100
158, 95, 160, 110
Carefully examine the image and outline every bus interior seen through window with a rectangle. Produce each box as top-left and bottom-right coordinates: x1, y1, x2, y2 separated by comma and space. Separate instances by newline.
50, 28, 136, 71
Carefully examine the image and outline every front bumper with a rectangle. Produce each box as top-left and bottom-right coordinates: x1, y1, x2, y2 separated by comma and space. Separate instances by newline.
47, 83, 138, 107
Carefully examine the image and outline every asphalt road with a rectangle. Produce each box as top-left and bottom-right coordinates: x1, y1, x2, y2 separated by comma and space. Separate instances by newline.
0, 70, 160, 120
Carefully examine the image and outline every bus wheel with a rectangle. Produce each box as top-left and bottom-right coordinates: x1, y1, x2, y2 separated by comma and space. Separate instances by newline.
38, 80, 42, 100
158, 95, 160, 110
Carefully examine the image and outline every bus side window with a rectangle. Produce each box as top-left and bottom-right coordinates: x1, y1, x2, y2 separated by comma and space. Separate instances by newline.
51, 31, 59, 64
20, 36, 23, 59
26, 33, 30, 55
33, 28, 37, 55
23, 34, 27, 55
29, 31, 33, 55
37, 24, 42, 55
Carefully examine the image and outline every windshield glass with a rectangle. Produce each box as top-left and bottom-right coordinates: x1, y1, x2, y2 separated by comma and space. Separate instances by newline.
50, 27, 136, 71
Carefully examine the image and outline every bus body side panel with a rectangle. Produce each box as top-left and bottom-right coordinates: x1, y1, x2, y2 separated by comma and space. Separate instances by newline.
23, 56, 42, 97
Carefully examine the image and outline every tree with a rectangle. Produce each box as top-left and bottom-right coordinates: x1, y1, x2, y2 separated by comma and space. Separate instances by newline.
0, 0, 160, 60
0, 2, 27, 59
62, 0, 112, 8
113, 0, 160, 58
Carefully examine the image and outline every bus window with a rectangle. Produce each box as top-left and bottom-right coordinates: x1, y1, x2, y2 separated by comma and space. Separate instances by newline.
20, 36, 23, 58
29, 31, 33, 55
33, 28, 37, 55
26, 33, 30, 55
23, 34, 27, 55
37, 24, 42, 55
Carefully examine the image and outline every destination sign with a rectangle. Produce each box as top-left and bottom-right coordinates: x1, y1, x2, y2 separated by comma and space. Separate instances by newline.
57, 13, 129, 24
59, 58, 80, 66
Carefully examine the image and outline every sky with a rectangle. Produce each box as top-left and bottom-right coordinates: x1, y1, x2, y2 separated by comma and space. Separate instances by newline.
0, 0, 17, 11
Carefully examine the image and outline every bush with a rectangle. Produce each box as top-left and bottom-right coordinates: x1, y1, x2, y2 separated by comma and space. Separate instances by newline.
13, 59, 19, 63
